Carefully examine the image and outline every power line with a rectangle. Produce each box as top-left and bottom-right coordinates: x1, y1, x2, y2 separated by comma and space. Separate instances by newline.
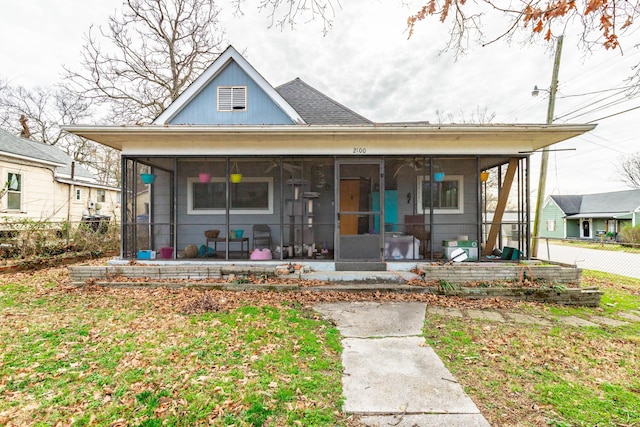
566, 133, 631, 158
560, 46, 640, 88
557, 92, 636, 121
535, 46, 640, 122
557, 83, 640, 99
586, 104, 640, 123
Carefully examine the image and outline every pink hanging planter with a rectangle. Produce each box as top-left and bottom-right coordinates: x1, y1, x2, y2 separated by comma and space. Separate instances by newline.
199, 173, 211, 183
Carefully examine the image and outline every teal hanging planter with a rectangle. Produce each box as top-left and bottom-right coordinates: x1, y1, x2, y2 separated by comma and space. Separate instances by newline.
141, 173, 155, 184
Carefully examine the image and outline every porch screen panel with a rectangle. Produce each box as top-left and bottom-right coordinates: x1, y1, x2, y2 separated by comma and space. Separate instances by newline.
231, 181, 269, 209
421, 180, 459, 210
121, 158, 137, 259
193, 182, 225, 209
418, 175, 464, 215
192, 181, 270, 210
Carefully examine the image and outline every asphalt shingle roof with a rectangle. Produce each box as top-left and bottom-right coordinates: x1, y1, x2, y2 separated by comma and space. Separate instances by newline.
276, 78, 372, 125
550, 189, 640, 216
549, 195, 583, 215
0, 128, 94, 180
580, 189, 640, 214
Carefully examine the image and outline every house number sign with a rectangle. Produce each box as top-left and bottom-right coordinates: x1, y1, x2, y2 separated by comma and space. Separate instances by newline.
352, 147, 367, 154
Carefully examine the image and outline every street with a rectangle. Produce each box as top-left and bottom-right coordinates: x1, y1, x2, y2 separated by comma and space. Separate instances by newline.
537, 242, 640, 279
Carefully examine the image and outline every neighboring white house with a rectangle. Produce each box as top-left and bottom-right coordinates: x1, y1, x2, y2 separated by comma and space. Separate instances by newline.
0, 127, 120, 226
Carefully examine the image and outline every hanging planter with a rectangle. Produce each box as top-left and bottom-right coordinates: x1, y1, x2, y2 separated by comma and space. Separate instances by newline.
230, 162, 242, 183
199, 173, 211, 183
141, 173, 155, 184
433, 172, 445, 182
480, 171, 490, 182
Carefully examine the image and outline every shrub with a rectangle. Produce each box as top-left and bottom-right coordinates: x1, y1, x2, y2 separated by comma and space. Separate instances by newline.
620, 224, 640, 244
0, 217, 120, 260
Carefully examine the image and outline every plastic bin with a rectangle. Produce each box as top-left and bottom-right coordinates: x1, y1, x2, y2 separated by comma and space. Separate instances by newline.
137, 250, 156, 260
160, 247, 173, 259
500, 246, 522, 260
442, 240, 479, 261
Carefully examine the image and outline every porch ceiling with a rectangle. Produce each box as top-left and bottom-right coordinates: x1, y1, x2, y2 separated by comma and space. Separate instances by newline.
65, 123, 596, 155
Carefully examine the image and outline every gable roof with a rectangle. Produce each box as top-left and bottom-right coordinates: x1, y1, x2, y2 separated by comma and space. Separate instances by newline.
578, 189, 640, 216
550, 189, 640, 218
0, 127, 95, 181
276, 78, 372, 125
154, 45, 305, 125
548, 194, 583, 215
65, 46, 597, 153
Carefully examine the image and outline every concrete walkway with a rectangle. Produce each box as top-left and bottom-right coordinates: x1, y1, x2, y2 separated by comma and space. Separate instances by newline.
314, 302, 491, 427
427, 306, 640, 327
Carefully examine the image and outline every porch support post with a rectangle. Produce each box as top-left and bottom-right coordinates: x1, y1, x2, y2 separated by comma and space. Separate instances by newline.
172, 157, 178, 259
483, 157, 519, 256
525, 156, 531, 259
476, 157, 482, 250
120, 157, 128, 259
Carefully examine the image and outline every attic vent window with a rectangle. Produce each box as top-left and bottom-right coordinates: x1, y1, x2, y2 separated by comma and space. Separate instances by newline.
217, 86, 247, 112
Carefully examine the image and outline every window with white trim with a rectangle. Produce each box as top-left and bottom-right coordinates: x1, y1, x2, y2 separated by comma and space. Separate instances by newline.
416, 175, 464, 214
217, 86, 247, 111
75, 189, 82, 201
97, 189, 106, 203
6, 172, 22, 210
546, 219, 556, 231
187, 177, 273, 214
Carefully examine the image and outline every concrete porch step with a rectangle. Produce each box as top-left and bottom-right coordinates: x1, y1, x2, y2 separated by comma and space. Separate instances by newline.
301, 270, 418, 284
335, 262, 387, 271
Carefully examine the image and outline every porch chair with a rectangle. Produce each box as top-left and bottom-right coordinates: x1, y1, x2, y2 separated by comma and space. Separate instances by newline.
252, 224, 272, 250
405, 215, 431, 258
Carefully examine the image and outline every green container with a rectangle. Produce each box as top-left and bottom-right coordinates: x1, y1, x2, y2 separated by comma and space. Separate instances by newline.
442, 240, 478, 248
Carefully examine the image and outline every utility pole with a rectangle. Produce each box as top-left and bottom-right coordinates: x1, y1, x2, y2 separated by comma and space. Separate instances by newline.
532, 35, 563, 258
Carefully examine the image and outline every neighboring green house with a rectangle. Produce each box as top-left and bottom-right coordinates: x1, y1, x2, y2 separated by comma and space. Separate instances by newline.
541, 189, 640, 240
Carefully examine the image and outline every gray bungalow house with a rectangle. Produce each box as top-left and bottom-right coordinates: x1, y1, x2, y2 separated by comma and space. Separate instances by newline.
541, 189, 640, 240
66, 45, 595, 269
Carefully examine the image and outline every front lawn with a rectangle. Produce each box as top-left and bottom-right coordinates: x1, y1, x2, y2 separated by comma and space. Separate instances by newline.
425, 270, 640, 426
0, 267, 348, 426
2, 262, 639, 426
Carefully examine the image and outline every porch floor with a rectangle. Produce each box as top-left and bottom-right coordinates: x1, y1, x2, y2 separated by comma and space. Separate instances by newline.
96, 257, 580, 285
67, 258, 598, 306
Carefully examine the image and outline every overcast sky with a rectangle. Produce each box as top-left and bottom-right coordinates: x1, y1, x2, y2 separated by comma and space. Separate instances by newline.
1, 0, 639, 196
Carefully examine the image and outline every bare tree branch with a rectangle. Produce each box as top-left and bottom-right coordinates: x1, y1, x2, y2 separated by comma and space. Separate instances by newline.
233, 0, 340, 34
0, 83, 120, 185
63, 0, 226, 124
618, 152, 640, 189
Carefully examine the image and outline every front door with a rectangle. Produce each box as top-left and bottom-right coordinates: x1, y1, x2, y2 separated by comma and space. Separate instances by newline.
335, 160, 383, 261
582, 219, 591, 238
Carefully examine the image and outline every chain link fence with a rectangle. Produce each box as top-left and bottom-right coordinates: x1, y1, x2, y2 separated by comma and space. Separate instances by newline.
536, 238, 640, 279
